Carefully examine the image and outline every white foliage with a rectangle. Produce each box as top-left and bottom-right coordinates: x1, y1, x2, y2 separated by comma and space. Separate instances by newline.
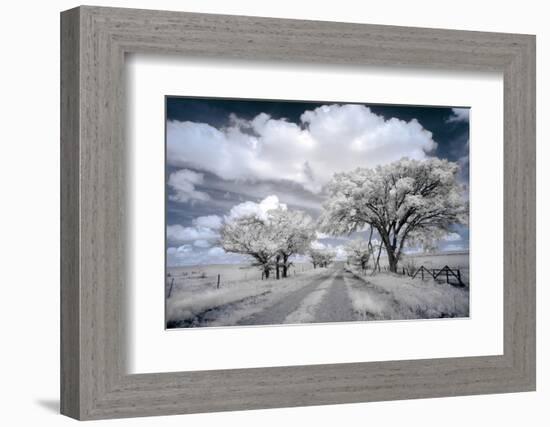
268, 209, 316, 259
344, 239, 372, 269
319, 157, 468, 270
220, 203, 315, 276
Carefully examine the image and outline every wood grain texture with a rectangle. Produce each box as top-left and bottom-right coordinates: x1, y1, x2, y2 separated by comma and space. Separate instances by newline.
60, 6, 536, 420
60, 7, 80, 419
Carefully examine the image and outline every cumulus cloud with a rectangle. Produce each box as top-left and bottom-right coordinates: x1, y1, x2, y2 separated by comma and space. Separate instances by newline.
167, 224, 219, 244
192, 215, 223, 230
447, 108, 470, 123
167, 104, 438, 193
167, 169, 210, 203
193, 239, 212, 248
225, 195, 287, 222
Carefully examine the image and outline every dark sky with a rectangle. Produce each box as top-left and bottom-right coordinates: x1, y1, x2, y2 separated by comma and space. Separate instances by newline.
165, 96, 469, 266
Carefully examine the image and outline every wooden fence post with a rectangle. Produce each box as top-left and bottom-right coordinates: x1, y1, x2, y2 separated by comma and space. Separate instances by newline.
217, 274, 221, 289
167, 277, 175, 298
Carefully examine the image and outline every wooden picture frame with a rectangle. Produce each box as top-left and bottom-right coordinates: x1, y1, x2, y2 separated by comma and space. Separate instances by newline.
60, 5, 536, 420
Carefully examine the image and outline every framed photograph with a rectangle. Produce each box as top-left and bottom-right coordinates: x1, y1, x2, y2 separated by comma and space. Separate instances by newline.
61, 6, 536, 420
164, 97, 471, 330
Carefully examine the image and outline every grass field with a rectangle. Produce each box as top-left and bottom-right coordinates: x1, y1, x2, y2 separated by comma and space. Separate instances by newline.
166, 251, 470, 328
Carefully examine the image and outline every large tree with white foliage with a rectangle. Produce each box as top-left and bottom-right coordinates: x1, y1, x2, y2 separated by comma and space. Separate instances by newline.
319, 158, 468, 273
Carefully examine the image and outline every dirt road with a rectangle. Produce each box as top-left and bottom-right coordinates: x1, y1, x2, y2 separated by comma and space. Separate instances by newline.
236, 268, 374, 326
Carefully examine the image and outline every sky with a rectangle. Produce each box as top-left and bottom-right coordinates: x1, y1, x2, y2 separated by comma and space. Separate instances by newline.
165, 97, 470, 267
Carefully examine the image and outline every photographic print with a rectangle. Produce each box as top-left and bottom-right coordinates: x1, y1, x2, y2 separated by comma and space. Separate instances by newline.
165, 97, 470, 329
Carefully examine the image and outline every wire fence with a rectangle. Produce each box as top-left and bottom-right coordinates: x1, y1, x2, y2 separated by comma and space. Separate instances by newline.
403, 265, 465, 287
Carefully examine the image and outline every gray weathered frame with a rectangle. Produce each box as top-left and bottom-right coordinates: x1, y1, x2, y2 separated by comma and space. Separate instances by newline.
60, 5, 536, 420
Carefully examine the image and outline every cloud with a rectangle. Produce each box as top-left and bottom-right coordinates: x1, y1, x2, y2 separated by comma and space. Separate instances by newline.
207, 247, 225, 256
226, 195, 287, 222
167, 224, 219, 244
193, 239, 212, 248
167, 104, 438, 193
167, 195, 286, 251
334, 245, 347, 260
168, 195, 286, 247
447, 108, 470, 123
167, 245, 246, 266
167, 244, 193, 255
310, 240, 326, 250
167, 169, 210, 203
310, 240, 346, 259
192, 215, 223, 230
443, 232, 462, 241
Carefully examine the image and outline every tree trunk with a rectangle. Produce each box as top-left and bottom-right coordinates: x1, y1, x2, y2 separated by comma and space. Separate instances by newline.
378, 229, 399, 273
275, 255, 280, 280
371, 243, 383, 275
264, 267, 270, 279
282, 254, 289, 278
387, 250, 398, 273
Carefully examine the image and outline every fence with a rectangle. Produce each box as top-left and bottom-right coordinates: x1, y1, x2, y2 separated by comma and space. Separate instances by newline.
166, 263, 318, 297
402, 265, 465, 287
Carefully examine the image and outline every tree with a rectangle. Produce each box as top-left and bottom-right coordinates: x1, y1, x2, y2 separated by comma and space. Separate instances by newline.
344, 239, 372, 272
220, 207, 315, 279
220, 215, 279, 279
320, 250, 336, 267
308, 248, 336, 268
319, 158, 468, 273
309, 249, 322, 269
269, 209, 315, 278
